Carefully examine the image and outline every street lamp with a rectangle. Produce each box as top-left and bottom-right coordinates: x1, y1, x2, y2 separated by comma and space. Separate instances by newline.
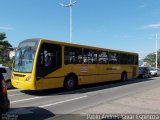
156, 34, 158, 71
60, 0, 77, 43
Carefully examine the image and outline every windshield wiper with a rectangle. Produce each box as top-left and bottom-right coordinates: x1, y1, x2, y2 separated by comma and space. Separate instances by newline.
18, 49, 27, 66
18, 47, 32, 66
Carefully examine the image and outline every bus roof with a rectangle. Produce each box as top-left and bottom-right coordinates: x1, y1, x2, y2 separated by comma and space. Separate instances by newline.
41, 39, 138, 55
21, 38, 138, 55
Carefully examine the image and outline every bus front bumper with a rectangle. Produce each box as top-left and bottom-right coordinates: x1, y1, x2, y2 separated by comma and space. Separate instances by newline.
11, 79, 36, 90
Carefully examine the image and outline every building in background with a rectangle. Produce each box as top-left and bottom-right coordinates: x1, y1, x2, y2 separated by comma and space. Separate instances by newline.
9, 49, 16, 59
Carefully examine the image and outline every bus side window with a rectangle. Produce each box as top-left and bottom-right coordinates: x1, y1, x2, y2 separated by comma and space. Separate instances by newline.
98, 51, 108, 64
83, 49, 88, 64
120, 53, 128, 64
64, 47, 82, 64
83, 49, 97, 64
36, 43, 62, 78
37, 50, 44, 67
134, 55, 138, 65
38, 50, 52, 67
128, 55, 134, 64
109, 52, 119, 64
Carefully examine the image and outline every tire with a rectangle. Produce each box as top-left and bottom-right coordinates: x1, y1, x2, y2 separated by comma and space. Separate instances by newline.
6, 80, 13, 89
155, 73, 158, 77
141, 74, 145, 79
64, 75, 77, 90
148, 73, 151, 78
121, 72, 127, 81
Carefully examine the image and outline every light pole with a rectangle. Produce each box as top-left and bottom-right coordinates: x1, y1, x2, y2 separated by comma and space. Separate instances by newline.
156, 34, 158, 71
60, 0, 77, 43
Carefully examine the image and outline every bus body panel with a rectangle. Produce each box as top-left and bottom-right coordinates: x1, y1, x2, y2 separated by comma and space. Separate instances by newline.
35, 64, 138, 90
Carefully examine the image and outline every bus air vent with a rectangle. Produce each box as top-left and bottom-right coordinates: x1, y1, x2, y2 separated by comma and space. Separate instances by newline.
14, 74, 26, 77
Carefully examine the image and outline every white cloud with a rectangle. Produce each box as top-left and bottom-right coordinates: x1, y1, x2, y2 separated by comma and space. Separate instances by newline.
142, 22, 160, 29
0, 26, 13, 30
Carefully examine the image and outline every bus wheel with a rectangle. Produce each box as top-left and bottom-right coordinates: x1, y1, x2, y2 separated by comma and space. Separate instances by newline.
121, 72, 127, 81
64, 75, 77, 90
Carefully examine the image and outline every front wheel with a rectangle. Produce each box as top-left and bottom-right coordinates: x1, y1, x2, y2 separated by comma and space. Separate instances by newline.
64, 75, 77, 90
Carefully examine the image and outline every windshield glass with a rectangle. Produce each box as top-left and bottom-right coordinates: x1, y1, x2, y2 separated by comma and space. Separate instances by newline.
13, 47, 35, 72
13, 39, 39, 73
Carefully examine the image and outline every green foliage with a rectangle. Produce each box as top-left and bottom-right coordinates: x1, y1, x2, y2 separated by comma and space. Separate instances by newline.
0, 32, 12, 50
0, 32, 13, 67
144, 49, 160, 67
3, 59, 13, 68
0, 32, 6, 40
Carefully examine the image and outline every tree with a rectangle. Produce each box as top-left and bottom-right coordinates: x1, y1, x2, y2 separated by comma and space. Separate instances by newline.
144, 50, 160, 67
0, 32, 12, 64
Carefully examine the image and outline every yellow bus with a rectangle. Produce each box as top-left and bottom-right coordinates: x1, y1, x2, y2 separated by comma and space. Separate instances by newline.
12, 38, 138, 90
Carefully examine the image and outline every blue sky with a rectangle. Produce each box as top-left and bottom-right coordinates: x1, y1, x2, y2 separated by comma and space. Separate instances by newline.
0, 0, 160, 58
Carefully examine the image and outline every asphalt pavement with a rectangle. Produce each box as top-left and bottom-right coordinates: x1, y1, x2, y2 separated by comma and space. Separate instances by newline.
4, 77, 160, 120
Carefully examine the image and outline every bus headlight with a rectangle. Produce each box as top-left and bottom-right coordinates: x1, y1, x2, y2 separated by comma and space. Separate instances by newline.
25, 76, 31, 82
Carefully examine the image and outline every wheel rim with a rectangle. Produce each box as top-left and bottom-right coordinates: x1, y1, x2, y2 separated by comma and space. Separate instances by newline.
66, 78, 75, 89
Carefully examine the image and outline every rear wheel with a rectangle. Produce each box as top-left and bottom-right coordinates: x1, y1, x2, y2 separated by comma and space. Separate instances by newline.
121, 72, 127, 81
64, 75, 77, 90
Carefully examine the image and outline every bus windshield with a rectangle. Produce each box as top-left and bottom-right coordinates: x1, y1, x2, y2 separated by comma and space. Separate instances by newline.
13, 47, 35, 72
13, 39, 39, 73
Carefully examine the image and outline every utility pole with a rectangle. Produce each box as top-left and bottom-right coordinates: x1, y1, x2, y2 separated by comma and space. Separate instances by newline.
60, 0, 77, 43
156, 34, 158, 71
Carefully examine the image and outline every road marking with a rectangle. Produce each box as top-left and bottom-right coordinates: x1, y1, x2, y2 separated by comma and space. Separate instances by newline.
39, 95, 88, 108
11, 97, 41, 103
8, 93, 24, 97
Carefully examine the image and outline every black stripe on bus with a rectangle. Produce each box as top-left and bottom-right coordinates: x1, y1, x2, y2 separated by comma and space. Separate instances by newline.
79, 72, 133, 77
43, 76, 65, 79
43, 72, 133, 79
